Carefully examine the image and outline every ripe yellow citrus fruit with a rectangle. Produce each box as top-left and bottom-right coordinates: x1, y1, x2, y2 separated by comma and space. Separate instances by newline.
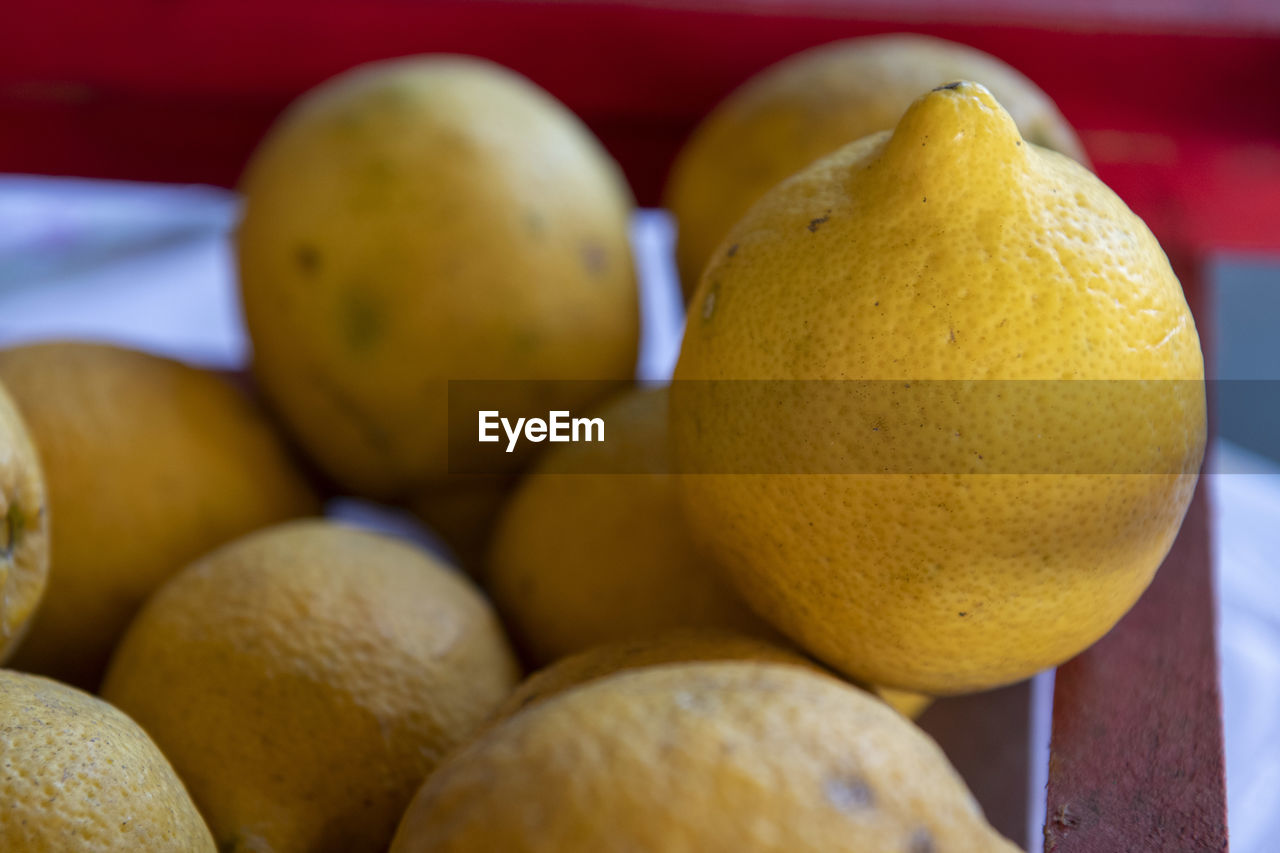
0, 381, 48, 663
877, 686, 934, 721
487, 628, 814, 724
0, 669, 215, 852
0, 342, 318, 688
487, 386, 774, 664
390, 662, 1017, 852
671, 82, 1205, 694
238, 55, 639, 500
487, 627, 931, 721
665, 33, 1086, 295
101, 520, 520, 853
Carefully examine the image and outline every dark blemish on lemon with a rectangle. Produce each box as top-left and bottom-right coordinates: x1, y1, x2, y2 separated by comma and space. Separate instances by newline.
581, 242, 608, 277
295, 244, 321, 276
726, 244, 739, 257
958, 611, 968, 617
933, 81, 962, 92
948, 329, 957, 344
341, 287, 385, 352
2, 502, 25, 559
825, 775, 874, 812
1016, 140, 1023, 147
807, 211, 831, 233
908, 828, 936, 853
922, 197, 927, 203
874, 301, 879, 306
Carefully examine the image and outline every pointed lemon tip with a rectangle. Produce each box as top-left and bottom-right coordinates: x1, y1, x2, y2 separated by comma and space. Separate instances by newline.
925, 79, 1001, 108
884, 79, 1025, 165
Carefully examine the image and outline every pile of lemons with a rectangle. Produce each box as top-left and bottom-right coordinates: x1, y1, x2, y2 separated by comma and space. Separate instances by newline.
0, 34, 1202, 852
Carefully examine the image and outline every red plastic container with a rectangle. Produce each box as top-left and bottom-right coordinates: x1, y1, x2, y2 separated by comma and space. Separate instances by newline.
7, 2, 1274, 849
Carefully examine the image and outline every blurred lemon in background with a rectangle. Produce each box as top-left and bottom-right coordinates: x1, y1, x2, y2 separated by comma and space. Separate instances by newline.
0, 379, 47, 666
0, 342, 318, 688
664, 33, 1086, 295
0, 381, 47, 664
487, 386, 774, 664
238, 55, 639, 501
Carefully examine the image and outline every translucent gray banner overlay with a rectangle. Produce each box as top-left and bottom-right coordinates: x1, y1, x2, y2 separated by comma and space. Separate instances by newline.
441, 379, 1261, 475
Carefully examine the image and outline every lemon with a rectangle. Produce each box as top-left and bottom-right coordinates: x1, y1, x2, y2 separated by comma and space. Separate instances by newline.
877, 686, 934, 721
489, 628, 931, 722
0, 381, 47, 663
671, 82, 1205, 694
390, 662, 1016, 852
101, 520, 520, 853
487, 386, 774, 664
0, 342, 319, 688
665, 34, 1086, 295
488, 628, 813, 725
0, 669, 215, 851
238, 55, 639, 500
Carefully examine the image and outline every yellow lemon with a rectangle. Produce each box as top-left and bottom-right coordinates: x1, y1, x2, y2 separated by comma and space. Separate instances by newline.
238, 55, 638, 500
0, 669, 215, 851
489, 628, 931, 723
665, 33, 1086, 295
487, 386, 774, 664
488, 628, 813, 724
671, 82, 1205, 694
390, 662, 1017, 852
0, 342, 319, 688
101, 520, 520, 853
0, 381, 48, 663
